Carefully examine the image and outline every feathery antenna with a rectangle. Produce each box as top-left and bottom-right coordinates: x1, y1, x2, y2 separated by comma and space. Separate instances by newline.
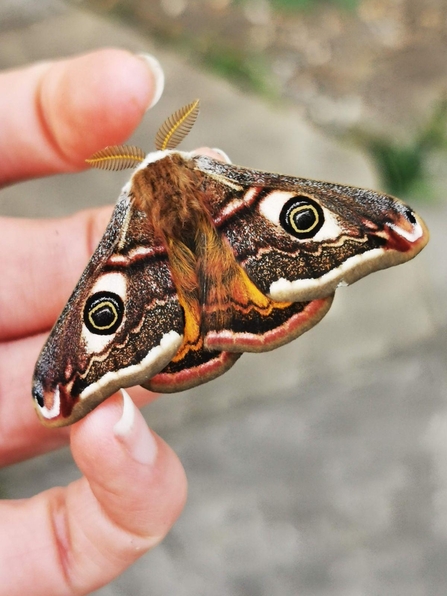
155, 99, 200, 151
86, 145, 145, 171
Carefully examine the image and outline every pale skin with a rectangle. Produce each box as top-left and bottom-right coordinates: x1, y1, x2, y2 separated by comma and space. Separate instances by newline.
0, 48, 221, 595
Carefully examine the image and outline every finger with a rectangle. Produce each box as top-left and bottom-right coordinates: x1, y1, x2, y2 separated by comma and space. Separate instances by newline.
0, 392, 187, 594
191, 146, 232, 162
0, 332, 158, 466
0, 332, 69, 465
0, 49, 163, 186
0, 207, 112, 341
0, 149, 229, 341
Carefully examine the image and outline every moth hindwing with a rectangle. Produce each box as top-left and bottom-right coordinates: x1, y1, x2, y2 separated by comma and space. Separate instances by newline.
32, 100, 429, 427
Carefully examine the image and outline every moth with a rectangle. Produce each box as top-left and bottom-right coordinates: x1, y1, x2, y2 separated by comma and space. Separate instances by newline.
32, 100, 429, 427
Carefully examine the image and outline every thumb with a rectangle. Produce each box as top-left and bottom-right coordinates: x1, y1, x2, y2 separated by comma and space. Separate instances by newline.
0, 48, 163, 185
0, 391, 187, 595
67, 390, 187, 592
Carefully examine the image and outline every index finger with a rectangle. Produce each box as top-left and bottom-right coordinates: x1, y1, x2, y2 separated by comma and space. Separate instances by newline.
0, 208, 112, 341
0, 49, 160, 186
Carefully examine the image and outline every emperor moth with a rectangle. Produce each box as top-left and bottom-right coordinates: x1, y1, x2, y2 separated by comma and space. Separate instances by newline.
32, 100, 429, 426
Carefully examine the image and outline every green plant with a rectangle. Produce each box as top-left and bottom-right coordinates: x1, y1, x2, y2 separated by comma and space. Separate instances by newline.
236, 0, 359, 12
202, 46, 274, 96
356, 99, 447, 200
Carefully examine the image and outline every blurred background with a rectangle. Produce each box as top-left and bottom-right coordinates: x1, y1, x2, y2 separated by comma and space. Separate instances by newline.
1, 1, 446, 594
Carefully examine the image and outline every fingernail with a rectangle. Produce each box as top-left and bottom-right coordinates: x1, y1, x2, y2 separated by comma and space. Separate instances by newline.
114, 389, 157, 465
138, 53, 165, 110
212, 148, 232, 163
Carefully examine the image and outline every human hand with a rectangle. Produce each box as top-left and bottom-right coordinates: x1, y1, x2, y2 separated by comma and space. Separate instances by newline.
0, 49, 188, 594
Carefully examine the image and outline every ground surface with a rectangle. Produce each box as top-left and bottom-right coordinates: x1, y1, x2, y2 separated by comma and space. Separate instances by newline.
0, 2, 446, 595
